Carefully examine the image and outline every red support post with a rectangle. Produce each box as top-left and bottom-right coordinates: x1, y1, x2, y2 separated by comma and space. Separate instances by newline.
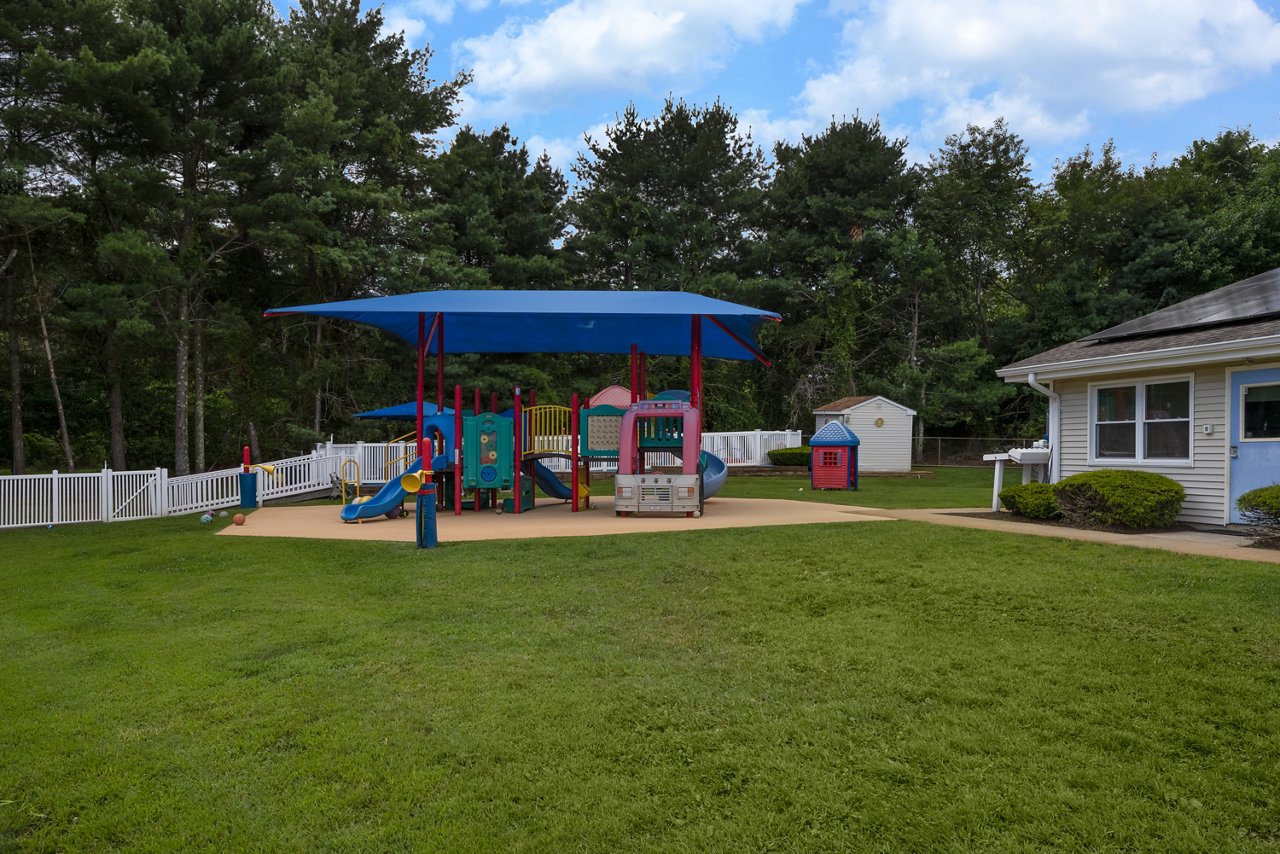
435, 312, 445, 416
570, 392, 580, 513
513, 387, 523, 514
490, 392, 499, 414
474, 387, 481, 417
630, 344, 639, 404
529, 388, 536, 407
416, 313, 426, 464
691, 315, 703, 434
454, 384, 463, 516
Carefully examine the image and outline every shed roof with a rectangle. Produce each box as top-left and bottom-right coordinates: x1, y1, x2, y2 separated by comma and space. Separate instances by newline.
814, 395, 917, 416
266, 289, 780, 361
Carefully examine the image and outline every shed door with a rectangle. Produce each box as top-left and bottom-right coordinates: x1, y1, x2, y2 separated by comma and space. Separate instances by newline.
1230, 367, 1280, 523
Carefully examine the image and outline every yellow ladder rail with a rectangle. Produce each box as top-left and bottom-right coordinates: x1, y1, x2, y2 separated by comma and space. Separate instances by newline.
340, 458, 361, 505
523, 405, 572, 456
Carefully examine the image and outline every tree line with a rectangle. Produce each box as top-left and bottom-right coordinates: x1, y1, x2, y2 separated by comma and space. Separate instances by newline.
4, 0, 1279, 474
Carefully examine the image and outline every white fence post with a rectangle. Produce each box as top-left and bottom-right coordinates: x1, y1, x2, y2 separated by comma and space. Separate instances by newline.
157, 468, 169, 516
101, 467, 112, 523
51, 470, 60, 526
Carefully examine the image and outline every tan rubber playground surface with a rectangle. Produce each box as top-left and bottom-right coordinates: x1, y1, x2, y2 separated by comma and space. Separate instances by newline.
218, 494, 1280, 564
218, 496, 895, 543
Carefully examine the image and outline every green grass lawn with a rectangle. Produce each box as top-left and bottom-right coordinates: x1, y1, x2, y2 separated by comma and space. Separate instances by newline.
3, 514, 1279, 851
720, 466, 993, 509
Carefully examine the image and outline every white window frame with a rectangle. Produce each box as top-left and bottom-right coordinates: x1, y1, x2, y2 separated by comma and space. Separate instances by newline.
1238, 382, 1280, 443
1088, 374, 1194, 466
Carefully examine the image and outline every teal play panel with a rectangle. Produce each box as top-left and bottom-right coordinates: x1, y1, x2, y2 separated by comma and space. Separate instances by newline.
463, 412, 514, 490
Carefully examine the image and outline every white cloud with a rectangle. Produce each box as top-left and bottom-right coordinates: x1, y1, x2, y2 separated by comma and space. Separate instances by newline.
459, 0, 808, 116
524, 133, 584, 174
381, 8, 430, 42
411, 0, 458, 24
792, 0, 1280, 148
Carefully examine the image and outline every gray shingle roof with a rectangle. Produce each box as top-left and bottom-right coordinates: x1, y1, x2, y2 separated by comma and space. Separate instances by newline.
1000, 267, 1280, 375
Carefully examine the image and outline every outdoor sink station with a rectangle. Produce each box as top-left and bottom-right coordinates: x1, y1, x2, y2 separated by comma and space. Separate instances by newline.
983, 443, 1052, 511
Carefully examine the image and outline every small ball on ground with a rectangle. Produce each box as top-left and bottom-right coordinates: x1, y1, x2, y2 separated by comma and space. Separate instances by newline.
233, 513, 246, 526
218, 510, 228, 518
200, 513, 213, 524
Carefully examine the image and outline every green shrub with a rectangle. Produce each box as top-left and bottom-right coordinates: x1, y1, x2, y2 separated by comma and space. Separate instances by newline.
1053, 469, 1184, 530
768, 446, 811, 467
999, 482, 1061, 519
1236, 485, 1280, 546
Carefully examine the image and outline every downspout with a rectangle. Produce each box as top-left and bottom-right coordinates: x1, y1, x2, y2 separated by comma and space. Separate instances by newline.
1027, 372, 1060, 482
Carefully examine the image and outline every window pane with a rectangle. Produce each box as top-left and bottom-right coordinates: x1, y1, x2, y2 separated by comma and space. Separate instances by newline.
1097, 423, 1135, 458
1146, 421, 1190, 458
1244, 384, 1280, 439
1096, 386, 1136, 422
1146, 381, 1189, 420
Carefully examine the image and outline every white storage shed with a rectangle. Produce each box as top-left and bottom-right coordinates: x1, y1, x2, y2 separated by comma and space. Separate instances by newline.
813, 395, 916, 472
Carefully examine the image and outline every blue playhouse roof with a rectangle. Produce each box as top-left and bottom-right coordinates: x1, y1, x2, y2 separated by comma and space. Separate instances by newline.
265, 290, 780, 361
810, 421, 860, 446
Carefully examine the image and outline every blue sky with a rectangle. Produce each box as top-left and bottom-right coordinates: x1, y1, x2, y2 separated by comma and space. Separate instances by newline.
287, 1, 1280, 182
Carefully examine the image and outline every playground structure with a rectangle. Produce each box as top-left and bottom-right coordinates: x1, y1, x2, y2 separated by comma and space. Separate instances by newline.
264, 290, 782, 544
337, 385, 730, 522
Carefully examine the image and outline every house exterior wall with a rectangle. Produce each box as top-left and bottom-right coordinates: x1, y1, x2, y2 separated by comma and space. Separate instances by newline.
1055, 365, 1228, 525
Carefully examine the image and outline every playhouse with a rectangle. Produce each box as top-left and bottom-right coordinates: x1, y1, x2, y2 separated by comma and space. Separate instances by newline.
264, 290, 780, 544
809, 421, 860, 490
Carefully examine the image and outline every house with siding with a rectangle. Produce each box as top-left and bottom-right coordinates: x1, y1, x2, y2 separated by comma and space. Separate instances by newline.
813, 395, 916, 472
997, 267, 1280, 526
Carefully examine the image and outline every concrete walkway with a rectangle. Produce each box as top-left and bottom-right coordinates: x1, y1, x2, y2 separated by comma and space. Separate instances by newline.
874, 506, 1280, 565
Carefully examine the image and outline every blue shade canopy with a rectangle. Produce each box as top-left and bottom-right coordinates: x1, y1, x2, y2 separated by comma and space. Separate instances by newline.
356, 402, 450, 419
265, 290, 780, 361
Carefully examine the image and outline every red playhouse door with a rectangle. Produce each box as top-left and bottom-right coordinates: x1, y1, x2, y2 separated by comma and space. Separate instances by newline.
813, 448, 848, 489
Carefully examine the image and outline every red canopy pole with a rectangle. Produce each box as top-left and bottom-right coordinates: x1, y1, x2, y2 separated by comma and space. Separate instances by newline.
691, 315, 703, 434
530, 388, 536, 407
490, 392, 498, 414
570, 392, 580, 513
513, 386, 523, 514
435, 312, 445, 416
454, 384, 463, 515
416, 313, 426, 464
474, 387, 481, 416
630, 344, 639, 404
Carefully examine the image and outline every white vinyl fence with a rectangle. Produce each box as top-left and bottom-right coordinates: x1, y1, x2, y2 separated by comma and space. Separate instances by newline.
0, 453, 345, 530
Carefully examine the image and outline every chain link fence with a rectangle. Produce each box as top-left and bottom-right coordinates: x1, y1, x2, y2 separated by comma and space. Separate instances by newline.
910, 437, 1040, 467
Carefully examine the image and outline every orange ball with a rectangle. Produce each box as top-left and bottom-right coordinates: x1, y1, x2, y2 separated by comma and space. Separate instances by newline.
233, 514, 246, 526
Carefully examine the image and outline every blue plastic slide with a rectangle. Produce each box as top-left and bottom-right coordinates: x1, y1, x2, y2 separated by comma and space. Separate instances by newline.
341, 457, 423, 522
532, 460, 574, 500
700, 451, 727, 498
341, 414, 454, 522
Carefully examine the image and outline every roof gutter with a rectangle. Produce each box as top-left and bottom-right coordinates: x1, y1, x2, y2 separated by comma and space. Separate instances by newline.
1026, 372, 1060, 483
